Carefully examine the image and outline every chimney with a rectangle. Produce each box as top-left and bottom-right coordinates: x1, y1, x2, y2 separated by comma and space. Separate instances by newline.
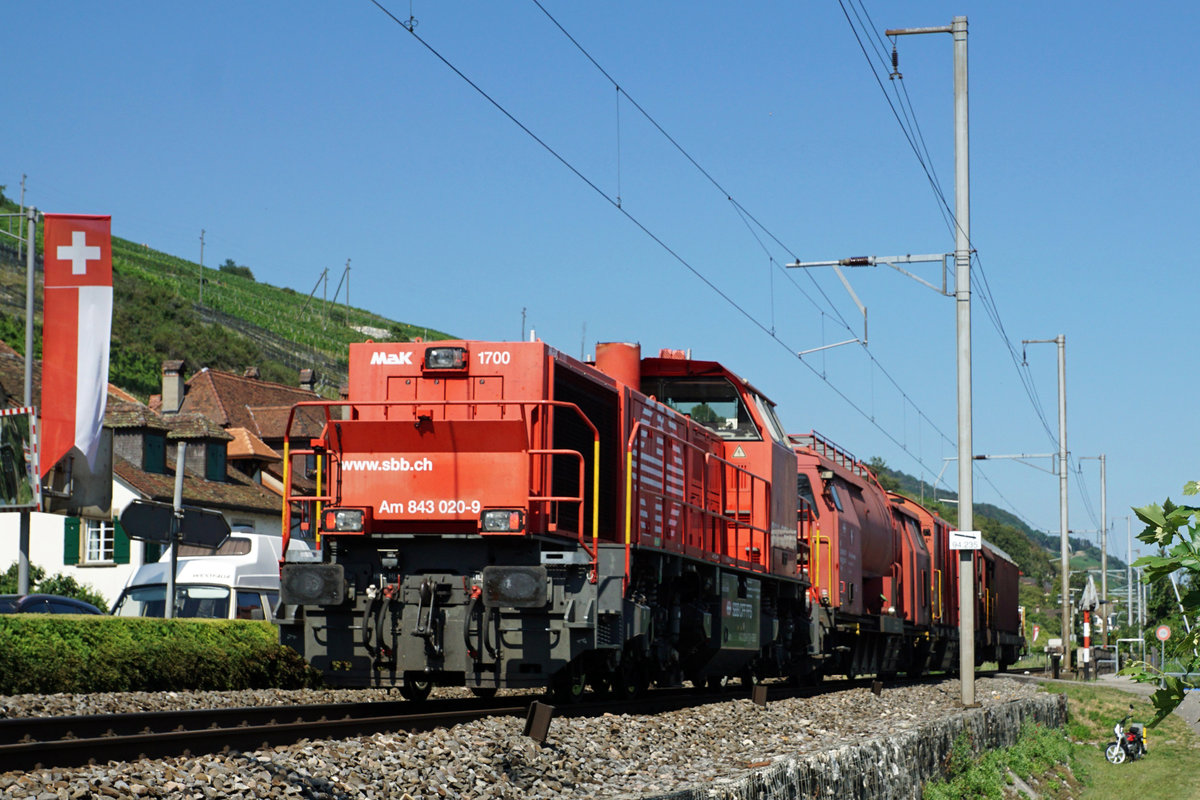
243, 367, 260, 379
161, 360, 186, 414
299, 369, 316, 394
339, 382, 350, 420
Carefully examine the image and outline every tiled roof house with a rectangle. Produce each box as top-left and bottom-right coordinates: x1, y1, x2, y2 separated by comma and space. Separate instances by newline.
0, 348, 289, 605
150, 363, 328, 496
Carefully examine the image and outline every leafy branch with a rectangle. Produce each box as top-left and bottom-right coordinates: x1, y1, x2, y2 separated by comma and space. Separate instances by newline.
1118, 483, 1200, 725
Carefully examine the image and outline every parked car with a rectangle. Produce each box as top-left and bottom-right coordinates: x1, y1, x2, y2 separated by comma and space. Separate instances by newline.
110, 532, 313, 621
0, 593, 105, 614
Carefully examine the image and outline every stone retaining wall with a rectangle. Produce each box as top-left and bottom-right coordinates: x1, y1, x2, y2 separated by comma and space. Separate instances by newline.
646, 693, 1068, 800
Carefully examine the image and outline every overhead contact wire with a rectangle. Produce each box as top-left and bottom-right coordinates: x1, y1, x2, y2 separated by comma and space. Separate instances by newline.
370, 0, 1039, 507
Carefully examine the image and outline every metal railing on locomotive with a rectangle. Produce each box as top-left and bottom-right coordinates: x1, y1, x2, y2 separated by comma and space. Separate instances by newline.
280, 399, 601, 577
623, 420, 776, 593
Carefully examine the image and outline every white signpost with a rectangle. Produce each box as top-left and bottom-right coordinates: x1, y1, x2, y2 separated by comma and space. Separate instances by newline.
949, 530, 982, 550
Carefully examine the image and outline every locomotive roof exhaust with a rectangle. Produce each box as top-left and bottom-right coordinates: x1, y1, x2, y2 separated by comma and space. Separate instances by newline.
594, 342, 641, 387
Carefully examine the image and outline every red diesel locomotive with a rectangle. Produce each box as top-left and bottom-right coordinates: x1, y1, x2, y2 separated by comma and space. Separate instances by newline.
277, 340, 1023, 699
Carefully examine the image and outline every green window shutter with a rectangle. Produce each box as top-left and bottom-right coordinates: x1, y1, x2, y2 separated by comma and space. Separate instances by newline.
206, 443, 226, 482
63, 517, 81, 565
144, 434, 166, 474
143, 541, 164, 564
113, 519, 131, 565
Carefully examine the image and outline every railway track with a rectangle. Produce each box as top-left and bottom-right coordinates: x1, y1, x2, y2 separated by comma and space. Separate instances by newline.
0, 695, 531, 773
0, 673, 983, 773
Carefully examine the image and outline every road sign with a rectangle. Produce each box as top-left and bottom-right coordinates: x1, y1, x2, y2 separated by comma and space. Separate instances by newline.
1156, 625, 1171, 642
1079, 575, 1099, 611
949, 529, 981, 550
120, 499, 231, 549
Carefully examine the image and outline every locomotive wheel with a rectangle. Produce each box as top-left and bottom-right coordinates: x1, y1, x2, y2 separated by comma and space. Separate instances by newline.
707, 675, 729, 692
614, 656, 649, 700
1105, 743, 1126, 764
551, 666, 588, 703
399, 673, 432, 702
588, 673, 614, 698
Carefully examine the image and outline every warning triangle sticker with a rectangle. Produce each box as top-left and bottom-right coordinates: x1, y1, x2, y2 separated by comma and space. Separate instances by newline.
732, 445, 747, 458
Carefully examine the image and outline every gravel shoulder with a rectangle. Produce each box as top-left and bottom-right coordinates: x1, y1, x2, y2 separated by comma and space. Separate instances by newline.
0, 677, 1040, 800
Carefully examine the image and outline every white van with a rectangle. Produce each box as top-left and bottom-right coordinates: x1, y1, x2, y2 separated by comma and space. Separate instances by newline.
111, 532, 311, 621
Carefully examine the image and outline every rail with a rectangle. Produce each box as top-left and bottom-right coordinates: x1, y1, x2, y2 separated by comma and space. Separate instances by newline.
624, 420, 772, 589
281, 399, 600, 569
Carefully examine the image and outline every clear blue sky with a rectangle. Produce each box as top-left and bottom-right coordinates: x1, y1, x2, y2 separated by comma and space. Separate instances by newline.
6, 1, 1197, 566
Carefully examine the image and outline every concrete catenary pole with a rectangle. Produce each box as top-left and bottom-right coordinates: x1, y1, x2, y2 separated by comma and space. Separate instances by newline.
950, 14, 975, 708
1025, 334, 1070, 668
885, 14, 974, 707
199, 229, 205, 306
1100, 454, 1107, 645
17, 207, 37, 595
1056, 335, 1068, 667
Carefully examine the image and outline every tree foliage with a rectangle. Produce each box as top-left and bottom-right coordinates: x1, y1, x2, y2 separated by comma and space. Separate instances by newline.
218, 258, 255, 281
0, 562, 45, 592
0, 562, 107, 609
1118, 483, 1200, 726
867, 457, 901, 492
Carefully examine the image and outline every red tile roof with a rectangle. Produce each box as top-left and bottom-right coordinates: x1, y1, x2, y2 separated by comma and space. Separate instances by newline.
114, 455, 281, 515
178, 369, 325, 440
226, 427, 282, 462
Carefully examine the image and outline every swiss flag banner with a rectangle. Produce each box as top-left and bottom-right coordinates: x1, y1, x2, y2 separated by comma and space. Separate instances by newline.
40, 214, 112, 478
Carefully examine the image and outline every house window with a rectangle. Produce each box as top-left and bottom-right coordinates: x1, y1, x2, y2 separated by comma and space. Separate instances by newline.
206, 442, 226, 482
144, 433, 166, 474
64, 517, 130, 566
85, 519, 115, 564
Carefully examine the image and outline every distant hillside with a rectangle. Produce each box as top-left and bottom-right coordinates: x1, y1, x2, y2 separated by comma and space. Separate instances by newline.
0, 195, 450, 399
869, 459, 1126, 586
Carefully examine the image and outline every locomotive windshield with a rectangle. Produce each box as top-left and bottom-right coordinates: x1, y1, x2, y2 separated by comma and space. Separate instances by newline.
645, 377, 762, 441
797, 473, 819, 518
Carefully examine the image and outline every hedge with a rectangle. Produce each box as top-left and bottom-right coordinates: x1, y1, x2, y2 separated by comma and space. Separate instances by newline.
0, 616, 321, 694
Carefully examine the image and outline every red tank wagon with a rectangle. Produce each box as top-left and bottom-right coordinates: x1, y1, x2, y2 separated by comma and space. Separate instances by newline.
793, 434, 1024, 678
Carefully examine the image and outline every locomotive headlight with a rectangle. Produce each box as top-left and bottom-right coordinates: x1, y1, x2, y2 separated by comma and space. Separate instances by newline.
424, 346, 468, 370
322, 507, 365, 532
481, 509, 525, 533
280, 563, 345, 605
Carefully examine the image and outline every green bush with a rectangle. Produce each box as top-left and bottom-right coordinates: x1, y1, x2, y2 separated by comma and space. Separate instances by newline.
924, 723, 1073, 800
0, 616, 321, 694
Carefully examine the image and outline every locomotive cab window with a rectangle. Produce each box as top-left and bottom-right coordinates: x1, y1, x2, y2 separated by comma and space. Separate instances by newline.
751, 392, 788, 444
797, 473, 819, 518
827, 482, 844, 512
644, 377, 762, 441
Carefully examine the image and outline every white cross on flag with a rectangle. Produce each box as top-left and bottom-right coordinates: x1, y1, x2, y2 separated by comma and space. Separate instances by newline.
40, 214, 112, 478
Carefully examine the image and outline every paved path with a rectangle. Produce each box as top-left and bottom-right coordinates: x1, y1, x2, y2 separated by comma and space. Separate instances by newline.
1006, 670, 1200, 737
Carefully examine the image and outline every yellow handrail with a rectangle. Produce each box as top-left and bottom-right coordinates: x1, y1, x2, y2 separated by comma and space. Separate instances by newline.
933, 568, 943, 621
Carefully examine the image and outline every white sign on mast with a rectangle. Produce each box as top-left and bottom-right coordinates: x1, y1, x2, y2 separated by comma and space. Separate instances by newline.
949, 530, 982, 550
